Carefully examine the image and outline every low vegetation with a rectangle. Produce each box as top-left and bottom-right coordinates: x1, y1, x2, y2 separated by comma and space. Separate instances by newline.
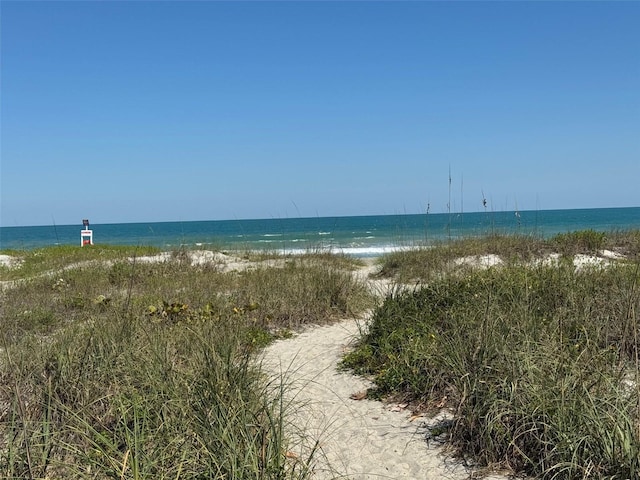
0, 246, 372, 479
377, 229, 640, 282
344, 230, 640, 479
3, 229, 640, 479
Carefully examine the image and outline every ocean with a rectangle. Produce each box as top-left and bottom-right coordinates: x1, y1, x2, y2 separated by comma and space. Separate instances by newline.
1, 207, 639, 257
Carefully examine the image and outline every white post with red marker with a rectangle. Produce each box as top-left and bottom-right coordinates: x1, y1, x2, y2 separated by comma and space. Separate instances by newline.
81, 219, 93, 246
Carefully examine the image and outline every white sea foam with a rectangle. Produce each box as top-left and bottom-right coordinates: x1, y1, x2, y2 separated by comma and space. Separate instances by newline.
276, 245, 412, 258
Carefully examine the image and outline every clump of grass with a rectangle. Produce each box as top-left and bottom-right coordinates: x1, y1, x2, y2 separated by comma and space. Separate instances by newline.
1, 247, 371, 478
230, 259, 372, 329
605, 229, 640, 259
239, 250, 365, 273
344, 249, 640, 478
550, 229, 606, 256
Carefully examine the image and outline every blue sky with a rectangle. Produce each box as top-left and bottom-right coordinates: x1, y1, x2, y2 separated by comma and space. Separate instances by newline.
2, 1, 639, 227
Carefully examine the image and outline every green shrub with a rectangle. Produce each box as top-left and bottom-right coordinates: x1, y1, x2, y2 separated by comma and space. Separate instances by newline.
343, 262, 640, 478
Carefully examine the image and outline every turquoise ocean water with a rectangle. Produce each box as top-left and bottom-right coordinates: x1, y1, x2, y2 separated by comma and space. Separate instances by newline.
1, 207, 639, 257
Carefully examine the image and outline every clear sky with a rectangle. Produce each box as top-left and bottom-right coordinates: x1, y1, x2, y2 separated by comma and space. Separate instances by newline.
1, 1, 639, 227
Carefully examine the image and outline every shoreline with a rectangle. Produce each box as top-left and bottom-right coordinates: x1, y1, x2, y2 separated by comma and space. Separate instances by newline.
2, 208, 639, 252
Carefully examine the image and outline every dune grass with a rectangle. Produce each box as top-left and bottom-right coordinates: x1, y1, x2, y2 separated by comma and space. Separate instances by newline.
4, 230, 639, 478
343, 230, 640, 479
0, 247, 373, 479
0, 245, 161, 281
376, 229, 640, 282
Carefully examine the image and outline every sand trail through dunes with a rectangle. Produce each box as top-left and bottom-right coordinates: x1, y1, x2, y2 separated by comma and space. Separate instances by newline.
261, 318, 506, 480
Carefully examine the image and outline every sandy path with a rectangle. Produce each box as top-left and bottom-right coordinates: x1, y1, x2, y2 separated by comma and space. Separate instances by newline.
261, 317, 481, 480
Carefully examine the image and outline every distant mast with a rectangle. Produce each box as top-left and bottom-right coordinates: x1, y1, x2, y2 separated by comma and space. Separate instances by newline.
81, 219, 93, 246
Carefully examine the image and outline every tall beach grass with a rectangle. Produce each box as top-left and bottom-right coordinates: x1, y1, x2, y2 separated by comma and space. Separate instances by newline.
344, 230, 640, 479
0, 246, 373, 479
